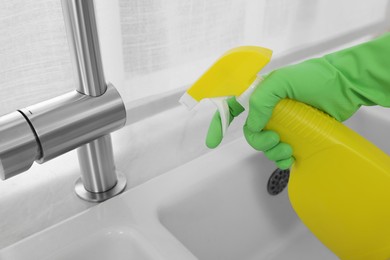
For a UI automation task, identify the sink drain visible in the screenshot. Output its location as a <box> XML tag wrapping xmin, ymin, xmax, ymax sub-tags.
<box><xmin>267</xmin><ymin>168</ymin><xmax>290</xmax><ymax>195</ymax></box>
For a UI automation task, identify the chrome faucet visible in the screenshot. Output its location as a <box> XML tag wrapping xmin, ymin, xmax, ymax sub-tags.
<box><xmin>0</xmin><ymin>0</ymin><xmax>127</xmax><ymax>202</ymax></box>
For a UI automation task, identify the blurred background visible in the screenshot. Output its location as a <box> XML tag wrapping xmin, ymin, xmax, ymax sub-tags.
<box><xmin>1</xmin><ymin>0</ymin><xmax>389</xmax><ymax>118</ymax></box>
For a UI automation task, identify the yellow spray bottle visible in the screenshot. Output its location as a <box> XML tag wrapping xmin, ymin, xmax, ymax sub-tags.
<box><xmin>180</xmin><ymin>46</ymin><xmax>390</xmax><ymax>259</ymax></box>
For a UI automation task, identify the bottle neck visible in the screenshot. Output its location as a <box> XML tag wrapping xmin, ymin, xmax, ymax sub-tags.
<box><xmin>265</xmin><ymin>99</ymin><xmax>337</xmax><ymax>160</ymax></box>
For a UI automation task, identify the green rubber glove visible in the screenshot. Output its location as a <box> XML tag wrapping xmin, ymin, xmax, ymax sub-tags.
<box><xmin>207</xmin><ymin>33</ymin><xmax>390</xmax><ymax>169</ymax></box>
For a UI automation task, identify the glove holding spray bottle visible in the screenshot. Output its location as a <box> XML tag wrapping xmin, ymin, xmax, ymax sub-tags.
<box><xmin>180</xmin><ymin>33</ymin><xmax>390</xmax><ymax>259</ymax></box>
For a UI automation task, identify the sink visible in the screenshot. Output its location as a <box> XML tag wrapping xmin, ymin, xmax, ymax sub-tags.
<box><xmin>158</xmin><ymin>144</ymin><xmax>335</xmax><ymax>260</ymax></box>
<box><xmin>43</xmin><ymin>228</ymin><xmax>159</xmax><ymax>260</ymax></box>
<box><xmin>0</xmin><ymin>205</ymin><xmax>163</xmax><ymax>260</ymax></box>
<box><xmin>0</xmin><ymin>106</ymin><xmax>388</xmax><ymax>260</ymax></box>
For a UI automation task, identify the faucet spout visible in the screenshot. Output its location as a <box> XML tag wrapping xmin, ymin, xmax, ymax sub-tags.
<box><xmin>0</xmin><ymin>84</ymin><xmax>125</xmax><ymax>181</ymax></box>
<box><xmin>0</xmin><ymin>84</ymin><xmax>126</xmax><ymax>201</ymax></box>
<box><xmin>0</xmin><ymin>111</ymin><xmax>40</xmax><ymax>180</ymax></box>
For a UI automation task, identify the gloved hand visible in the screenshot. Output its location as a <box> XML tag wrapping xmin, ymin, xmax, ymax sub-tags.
<box><xmin>206</xmin><ymin>33</ymin><xmax>390</xmax><ymax>169</ymax></box>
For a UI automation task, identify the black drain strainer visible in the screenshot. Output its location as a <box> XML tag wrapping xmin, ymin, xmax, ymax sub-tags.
<box><xmin>267</xmin><ymin>168</ymin><xmax>290</xmax><ymax>195</ymax></box>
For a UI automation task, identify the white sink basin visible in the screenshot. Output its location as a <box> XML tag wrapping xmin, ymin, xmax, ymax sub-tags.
<box><xmin>158</xmin><ymin>143</ymin><xmax>334</xmax><ymax>260</ymax></box>
<box><xmin>0</xmin><ymin>205</ymin><xmax>162</xmax><ymax>260</ymax></box>
<box><xmin>43</xmin><ymin>228</ymin><xmax>159</xmax><ymax>260</ymax></box>
<box><xmin>0</xmin><ymin>106</ymin><xmax>388</xmax><ymax>260</ymax></box>
<box><xmin>158</xmin><ymin>139</ymin><xmax>336</xmax><ymax>260</ymax></box>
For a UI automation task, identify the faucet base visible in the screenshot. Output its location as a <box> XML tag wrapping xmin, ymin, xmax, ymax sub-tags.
<box><xmin>74</xmin><ymin>172</ymin><xmax>127</xmax><ymax>202</ymax></box>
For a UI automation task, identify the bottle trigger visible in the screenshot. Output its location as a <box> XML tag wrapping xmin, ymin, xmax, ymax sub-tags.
<box><xmin>211</xmin><ymin>97</ymin><xmax>230</xmax><ymax>137</ymax></box>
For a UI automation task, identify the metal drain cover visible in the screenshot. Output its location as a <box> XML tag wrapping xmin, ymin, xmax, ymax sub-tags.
<box><xmin>267</xmin><ymin>168</ymin><xmax>290</xmax><ymax>195</ymax></box>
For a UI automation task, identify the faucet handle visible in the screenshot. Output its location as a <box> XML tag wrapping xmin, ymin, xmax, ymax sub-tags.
<box><xmin>0</xmin><ymin>111</ymin><xmax>39</xmax><ymax>180</ymax></box>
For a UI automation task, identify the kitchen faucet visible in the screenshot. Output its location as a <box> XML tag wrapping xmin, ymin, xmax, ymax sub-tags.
<box><xmin>0</xmin><ymin>0</ymin><xmax>127</xmax><ymax>202</ymax></box>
